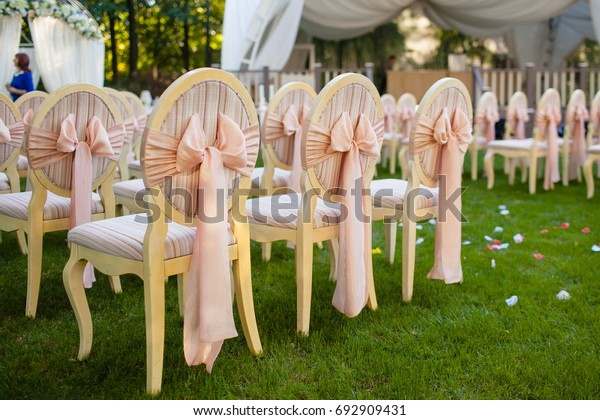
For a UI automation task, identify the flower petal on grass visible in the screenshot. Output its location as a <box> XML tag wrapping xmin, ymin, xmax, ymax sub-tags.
<box><xmin>484</xmin><ymin>235</ymin><xmax>493</xmax><ymax>241</ymax></box>
<box><xmin>498</xmin><ymin>205</ymin><xmax>507</xmax><ymax>210</ymax></box>
<box><xmin>540</xmin><ymin>229</ymin><xmax>549</xmax><ymax>234</ymax></box>
<box><xmin>513</xmin><ymin>233</ymin><xmax>524</xmax><ymax>243</ymax></box>
<box><xmin>491</xmin><ymin>259</ymin><xmax>496</xmax><ymax>268</ymax></box>
<box><xmin>592</xmin><ymin>245</ymin><xmax>600</xmax><ymax>252</ymax></box>
<box><xmin>556</xmin><ymin>290</ymin><xmax>571</xmax><ymax>300</ymax></box>
<box><xmin>498</xmin><ymin>243</ymin><xmax>510</xmax><ymax>249</ymax></box>
<box><xmin>462</xmin><ymin>240</ymin><xmax>472</xmax><ymax>245</ymax></box>
<box><xmin>505</xmin><ymin>295</ymin><xmax>518</xmax><ymax>307</ymax></box>
<box><xmin>416</xmin><ymin>237</ymin><xmax>424</xmax><ymax>245</ymax></box>
<box><xmin>582</xmin><ymin>227</ymin><xmax>591</xmax><ymax>234</ymax></box>
<box><xmin>494</xmin><ymin>226</ymin><xmax>504</xmax><ymax>233</ymax></box>
<box><xmin>492</xmin><ymin>239</ymin><xmax>501</xmax><ymax>246</ymax></box>
<box><xmin>561</xmin><ymin>222</ymin><xmax>570</xmax><ymax>229</ymax></box>
<box><xmin>416</xmin><ymin>225</ymin><xmax>423</xmax><ymax>230</ymax></box>
<box><xmin>533</xmin><ymin>253</ymin><xmax>544</xmax><ymax>260</ymax></box>
<box><xmin>371</xmin><ymin>247</ymin><xmax>382</xmax><ymax>255</ymax></box>
<box><xmin>500</xmin><ymin>209</ymin><xmax>510</xmax><ymax>216</ymax></box>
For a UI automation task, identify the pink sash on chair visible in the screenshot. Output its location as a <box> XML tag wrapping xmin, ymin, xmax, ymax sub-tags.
<box><xmin>397</xmin><ymin>107</ymin><xmax>415</xmax><ymax>138</ymax></box>
<box><xmin>536</xmin><ymin>105</ymin><xmax>562</xmax><ymax>190</ymax></box>
<box><xmin>28</xmin><ymin>114</ymin><xmax>125</xmax><ymax>288</ymax></box>
<box><xmin>383</xmin><ymin>104</ymin><xmax>395</xmax><ymax>134</ymax></box>
<box><xmin>413</xmin><ymin>108</ymin><xmax>472</xmax><ymax>284</ymax></box>
<box><xmin>305</xmin><ymin>112</ymin><xmax>383</xmax><ymax>317</ymax></box>
<box><xmin>506</xmin><ymin>107</ymin><xmax>529</xmax><ymax>139</ymax></box>
<box><xmin>263</xmin><ymin>104</ymin><xmax>308</xmax><ymax>193</ymax></box>
<box><xmin>0</xmin><ymin>118</ymin><xmax>25</xmax><ymax>150</ymax></box>
<box><xmin>143</xmin><ymin>113</ymin><xmax>259</xmax><ymax>371</ymax></box>
<box><xmin>475</xmin><ymin>107</ymin><xmax>499</xmax><ymax>143</ymax></box>
<box><xmin>566</xmin><ymin>103</ymin><xmax>589</xmax><ymax>180</ymax></box>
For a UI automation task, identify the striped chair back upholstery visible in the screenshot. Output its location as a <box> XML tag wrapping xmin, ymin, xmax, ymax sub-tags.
<box><xmin>0</xmin><ymin>93</ymin><xmax>22</xmax><ymax>170</ymax></box>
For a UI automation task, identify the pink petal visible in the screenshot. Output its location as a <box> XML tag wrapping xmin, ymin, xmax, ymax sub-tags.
<box><xmin>540</xmin><ymin>229</ymin><xmax>549</xmax><ymax>234</ymax></box>
<box><xmin>582</xmin><ymin>227</ymin><xmax>591</xmax><ymax>234</ymax></box>
<box><xmin>533</xmin><ymin>253</ymin><xmax>544</xmax><ymax>260</ymax></box>
<box><xmin>492</xmin><ymin>239</ymin><xmax>501</xmax><ymax>246</ymax></box>
<box><xmin>486</xmin><ymin>244</ymin><xmax>495</xmax><ymax>251</ymax></box>
<box><xmin>561</xmin><ymin>222</ymin><xmax>570</xmax><ymax>229</ymax></box>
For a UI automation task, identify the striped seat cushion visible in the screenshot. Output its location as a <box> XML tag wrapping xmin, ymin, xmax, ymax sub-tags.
<box><xmin>128</xmin><ymin>160</ymin><xmax>141</xmax><ymax>172</ymax></box>
<box><xmin>251</xmin><ymin>167</ymin><xmax>290</xmax><ymax>189</ymax></box>
<box><xmin>113</xmin><ymin>178</ymin><xmax>145</xmax><ymax>199</ymax></box>
<box><xmin>383</xmin><ymin>132</ymin><xmax>399</xmax><ymax>141</ymax></box>
<box><xmin>17</xmin><ymin>155</ymin><xmax>28</xmax><ymax>172</ymax></box>
<box><xmin>588</xmin><ymin>144</ymin><xmax>600</xmax><ymax>154</ymax></box>
<box><xmin>68</xmin><ymin>214</ymin><xmax>235</xmax><ymax>261</ymax></box>
<box><xmin>0</xmin><ymin>173</ymin><xmax>10</xmax><ymax>191</ymax></box>
<box><xmin>488</xmin><ymin>139</ymin><xmax>539</xmax><ymax>150</ymax></box>
<box><xmin>246</xmin><ymin>193</ymin><xmax>341</xmax><ymax>228</ymax></box>
<box><xmin>371</xmin><ymin>178</ymin><xmax>438</xmax><ymax>211</ymax></box>
<box><xmin>0</xmin><ymin>191</ymin><xmax>104</xmax><ymax>220</ymax></box>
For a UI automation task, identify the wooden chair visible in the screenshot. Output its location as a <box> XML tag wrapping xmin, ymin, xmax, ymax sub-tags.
<box><xmin>380</xmin><ymin>93</ymin><xmax>397</xmax><ymax>173</ymax></box>
<box><xmin>0</xmin><ymin>84</ymin><xmax>125</xmax><ymax>318</ymax></box>
<box><xmin>563</xmin><ymin>89</ymin><xmax>588</xmax><ymax>185</ymax></box>
<box><xmin>372</xmin><ymin>78</ymin><xmax>472</xmax><ymax>302</ymax></box>
<box><xmin>485</xmin><ymin>88</ymin><xmax>563</xmax><ymax>194</ymax></box>
<box><xmin>0</xmin><ymin>93</ymin><xmax>27</xmax><ymax>252</ymax></box>
<box><xmin>246</xmin><ymin>73</ymin><xmax>383</xmax><ymax>335</ymax></box>
<box><xmin>122</xmin><ymin>91</ymin><xmax>147</xmax><ymax>179</ymax></box>
<box><xmin>502</xmin><ymin>91</ymin><xmax>530</xmax><ymax>182</ymax></box>
<box><xmin>395</xmin><ymin>93</ymin><xmax>418</xmax><ymax>179</ymax></box>
<box><xmin>469</xmin><ymin>91</ymin><xmax>499</xmax><ymax>180</ymax></box>
<box><xmin>15</xmin><ymin>91</ymin><xmax>49</xmax><ymax>179</ymax></box>
<box><xmin>584</xmin><ymin>91</ymin><xmax>600</xmax><ymax>198</ymax></box>
<box><xmin>62</xmin><ymin>68</ymin><xmax>262</xmax><ymax>394</ymax></box>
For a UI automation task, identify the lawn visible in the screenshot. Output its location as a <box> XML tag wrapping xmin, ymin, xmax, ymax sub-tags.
<box><xmin>1</xmin><ymin>157</ymin><xmax>599</xmax><ymax>399</ymax></box>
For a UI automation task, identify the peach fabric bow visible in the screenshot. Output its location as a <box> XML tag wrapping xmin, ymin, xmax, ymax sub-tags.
<box><xmin>397</xmin><ymin>107</ymin><xmax>415</xmax><ymax>138</ymax></box>
<box><xmin>306</xmin><ymin>112</ymin><xmax>382</xmax><ymax>317</ymax></box>
<box><xmin>414</xmin><ymin>108</ymin><xmax>472</xmax><ymax>284</ymax></box>
<box><xmin>0</xmin><ymin>118</ymin><xmax>25</xmax><ymax>150</ymax></box>
<box><xmin>535</xmin><ymin>105</ymin><xmax>562</xmax><ymax>190</ymax></box>
<box><xmin>143</xmin><ymin>113</ymin><xmax>259</xmax><ymax>372</ymax></box>
<box><xmin>263</xmin><ymin>104</ymin><xmax>309</xmax><ymax>192</ymax></box>
<box><xmin>383</xmin><ymin>104</ymin><xmax>395</xmax><ymax>134</ymax></box>
<box><xmin>506</xmin><ymin>106</ymin><xmax>529</xmax><ymax>139</ymax></box>
<box><xmin>566</xmin><ymin>103</ymin><xmax>589</xmax><ymax>180</ymax></box>
<box><xmin>475</xmin><ymin>107</ymin><xmax>499</xmax><ymax>143</ymax></box>
<box><xmin>28</xmin><ymin>114</ymin><xmax>125</xmax><ymax>287</ymax></box>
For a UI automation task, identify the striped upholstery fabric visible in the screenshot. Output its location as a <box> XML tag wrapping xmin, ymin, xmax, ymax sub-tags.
<box><xmin>371</xmin><ymin>178</ymin><xmax>438</xmax><ymax>211</ymax></box>
<box><xmin>68</xmin><ymin>214</ymin><xmax>235</xmax><ymax>261</ymax></box>
<box><xmin>113</xmin><ymin>178</ymin><xmax>145</xmax><ymax>199</ymax></box>
<box><xmin>0</xmin><ymin>191</ymin><xmax>104</xmax><ymax>220</ymax></box>
<box><xmin>17</xmin><ymin>155</ymin><xmax>28</xmax><ymax>171</ymax></box>
<box><xmin>127</xmin><ymin>159</ymin><xmax>141</xmax><ymax>172</ymax></box>
<box><xmin>589</xmin><ymin>144</ymin><xmax>600</xmax><ymax>154</ymax></box>
<box><xmin>250</xmin><ymin>167</ymin><xmax>290</xmax><ymax>189</ymax></box>
<box><xmin>16</xmin><ymin>92</ymin><xmax>48</xmax><ymax>151</ymax></box>
<box><xmin>0</xmin><ymin>173</ymin><xmax>9</xmax><ymax>191</ymax></box>
<box><xmin>0</xmin><ymin>101</ymin><xmax>19</xmax><ymax>165</ymax></box>
<box><xmin>246</xmin><ymin>193</ymin><xmax>341</xmax><ymax>228</ymax></box>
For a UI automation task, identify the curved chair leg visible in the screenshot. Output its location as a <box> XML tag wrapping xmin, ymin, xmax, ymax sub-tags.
<box><xmin>401</xmin><ymin>216</ymin><xmax>417</xmax><ymax>302</ymax></box>
<box><xmin>484</xmin><ymin>150</ymin><xmax>495</xmax><ymax>189</ymax></box>
<box><xmin>295</xmin><ymin>228</ymin><xmax>313</xmax><ymax>336</ymax></box>
<box><xmin>108</xmin><ymin>276</ymin><xmax>122</xmax><ymax>294</ymax></box>
<box><xmin>17</xmin><ymin>230</ymin><xmax>27</xmax><ymax>255</ymax></box>
<box><xmin>25</xmin><ymin>226</ymin><xmax>43</xmax><ymax>318</ymax></box>
<box><xmin>143</xmin><ymin>270</ymin><xmax>166</xmax><ymax>395</ymax></box>
<box><xmin>529</xmin><ymin>156</ymin><xmax>538</xmax><ymax>194</ymax></box>
<box><xmin>384</xmin><ymin>218</ymin><xmax>397</xmax><ymax>264</ymax></box>
<box><xmin>63</xmin><ymin>250</ymin><xmax>93</xmax><ymax>361</ymax></box>
<box><xmin>326</xmin><ymin>239</ymin><xmax>338</xmax><ymax>281</ymax></box>
<box><xmin>232</xmin><ymin>231</ymin><xmax>262</xmax><ymax>356</ymax></box>
<box><xmin>584</xmin><ymin>157</ymin><xmax>595</xmax><ymax>199</ymax></box>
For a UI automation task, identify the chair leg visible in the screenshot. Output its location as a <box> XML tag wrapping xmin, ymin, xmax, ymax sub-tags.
<box><xmin>503</xmin><ymin>158</ymin><xmax>510</xmax><ymax>174</ymax></box>
<box><xmin>295</xmin><ymin>231</ymin><xmax>313</xmax><ymax>336</ymax></box>
<box><xmin>177</xmin><ymin>273</ymin><xmax>187</xmax><ymax>318</ymax></box>
<box><xmin>232</xmin><ymin>237</ymin><xmax>262</xmax><ymax>356</ymax></box>
<box><xmin>508</xmin><ymin>158</ymin><xmax>516</xmax><ymax>185</ymax></box>
<box><xmin>471</xmin><ymin>146</ymin><xmax>478</xmax><ymax>180</ymax></box>
<box><xmin>398</xmin><ymin>147</ymin><xmax>408</xmax><ymax>180</ymax></box>
<box><xmin>261</xmin><ymin>243</ymin><xmax>271</xmax><ymax>261</ymax></box>
<box><xmin>384</xmin><ymin>219</ymin><xmax>397</xmax><ymax>264</ymax></box>
<box><xmin>108</xmin><ymin>276</ymin><xmax>122</xmax><ymax>294</ymax></box>
<box><xmin>143</xmin><ymin>271</ymin><xmax>166</xmax><ymax>395</ymax></box>
<box><xmin>584</xmin><ymin>157</ymin><xmax>595</xmax><ymax>199</ymax></box>
<box><xmin>389</xmin><ymin>141</ymin><xmax>397</xmax><ymax>175</ymax></box>
<box><xmin>63</xmin><ymin>250</ymin><xmax>93</xmax><ymax>361</ymax></box>
<box><xmin>529</xmin><ymin>156</ymin><xmax>538</xmax><ymax>194</ymax></box>
<box><xmin>326</xmin><ymin>239</ymin><xmax>338</xmax><ymax>281</ymax></box>
<box><xmin>484</xmin><ymin>151</ymin><xmax>495</xmax><ymax>189</ymax></box>
<box><xmin>520</xmin><ymin>158</ymin><xmax>528</xmax><ymax>183</ymax></box>
<box><xmin>401</xmin><ymin>216</ymin><xmax>417</xmax><ymax>303</ymax></box>
<box><xmin>562</xmin><ymin>148</ymin><xmax>569</xmax><ymax>186</ymax></box>
<box><xmin>16</xmin><ymin>230</ymin><xmax>27</xmax><ymax>255</ymax></box>
<box><xmin>25</xmin><ymin>227</ymin><xmax>43</xmax><ymax>318</ymax></box>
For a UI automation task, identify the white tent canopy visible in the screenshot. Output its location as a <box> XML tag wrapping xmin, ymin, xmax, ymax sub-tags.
<box><xmin>223</xmin><ymin>0</ymin><xmax>600</xmax><ymax>71</ymax></box>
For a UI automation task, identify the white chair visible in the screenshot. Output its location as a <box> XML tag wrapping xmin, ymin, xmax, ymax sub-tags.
<box><xmin>470</xmin><ymin>91</ymin><xmax>499</xmax><ymax>180</ymax></box>
<box><xmin>584</xmin><ymin>91</ymin><xmax>600</xmax><ymax>198</ymax></box>
<box><xmin>395</xmin><ymin>93</ymin><xmax>417</xmax><ymax>179</ymax></box>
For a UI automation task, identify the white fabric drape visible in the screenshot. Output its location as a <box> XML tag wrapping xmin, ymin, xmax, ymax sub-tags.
<box><xmin>222</xmin><ymin>0</ymin><xmax>598</xmax><ymax>71</ymax></box>
<box><xmin>29</xmin><ymin>17</ymin><xmax>104</xmax><ymax>92</ymax></box>
<box><xmin>0</xmin><ymin>15</ymin><xmax>22</xmax><ymax>97</ymax></box>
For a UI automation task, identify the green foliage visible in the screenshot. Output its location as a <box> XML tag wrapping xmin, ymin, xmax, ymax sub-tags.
<box><xmin>425</xmin><ymin>29</ymin><xmax>491</xmax><ymax>69</ymax></box>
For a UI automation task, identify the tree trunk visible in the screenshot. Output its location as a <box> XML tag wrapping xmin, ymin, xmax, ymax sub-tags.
<box><xmin>127</xmin><ymin>0</ymin><xmax>138</xmax><ymax>80</ymax></box>
<box><xmin>109</xmin><ymin>11</ymin><xmax>118</xmax><ymax>83</ymax></box>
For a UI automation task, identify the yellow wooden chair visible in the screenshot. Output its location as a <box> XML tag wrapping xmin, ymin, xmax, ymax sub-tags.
<box><xmin>470</xmin><ymin>91</ymin><xmax>499</xmax><ymax>180</ymax></box>
<box><xmin>62</xmin><ymin>68</ymin><xmax>262</xmax><ymax>394</ymax></box>
<box><xmin>485</xmin><ymin>88</ymin><xmax>564</xmax><ymax>194</ymax></box>
<box><xmin>14</xmin><ymin>91</ymin><xmax>49</xmax><ymax>180</ymax></box>
<box><xmin>562</xmin><ymin>89</ymin><xmax>588</xmax><ymax>185</ymax></box>
<box><xmin>395</xmin><ymin>92</ymin><xmax>418</xmax><ymax>179</ymax></box>
<box><xmin>246</xmin><ymin>73</ymin><xmax>383</xmax><ymax>335</ymax></box>
<box><xmin>0</xmin><ymin>84</ymin><xmax>125</xmax><ymax>318</ymax></box>
<box><xmin>584</xmin><ymin>91</ymin><xmax>600</xmax><ymax>198</ymax></box>
<box><xmin>372</xmin><ymin>78</ymin><xmax>472</xmax><ymax>302</ymax></box>
<box><xmin>0</xmin><ymin>93</ymin><xmax>27</xmax><ymax>252</ymax></box>
<box><xmin>121</xmin><ymin>91</ymin><xmax>147</xmax><ymax>179</ymax></box>
<box><xmin>501</xmin><ymin>91</ymin><xmax>530</xmax><ymax>183</ymax></box>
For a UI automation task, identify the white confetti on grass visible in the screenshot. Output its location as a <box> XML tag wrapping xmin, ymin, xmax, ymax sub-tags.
<box><xmin>491</xmin><ymin>259</ymin><xmax>496</xmax><ymax>268</ymax></box>
<box><xmin>416</xmin><ymin>224</ymin><xmax>423</xmax><ymax>230</ymax></box>
<box><xmin>484</xmin><ymin>235</ymin><xmax>493</xmax><ymax>241</ymax></box>
<box><xmin>462</xmin><ymin>240</ymin><xmax>472</xmax><ymax>245</ymax></box>
<box><xmin>556</xmin><ymin>290</ymin><xmax>571</xmax><ymax>300</ymax></box>
<box><xmin>428</xmin><ymin>219</ymin><xmax>437</xmax><ymax>225</ymax></box>
<box><xmin>592</xmin><ymin>245</ymin><xmax>600</xmax><ymax>252</ymax></box>
<box><xmin>498</xmin><ymin>205</ymin><xmax>507</xmax><ymax>210</ymax></box>
<box><xmin>505</xmin><ymin>295</ymin><xmax>518</xmax><ymax>307</ymax></box>
<box><xmin>416</xmin><ymin>237</ymin><xmax>424</xmax><ymax>245</ymax></box>
<box><xmin>513</xmin><ymin>233</ymin><xmax>524</xmax><ymax>243</ymax></box>
<box><xmin>493</xmin><ymin>226</ymin><xmax>504</xmax><ymax>233</ymax></box>
<box><xmin>500</xmin><ymin>209</ymin><xmax>510</xmax><ymax>216</ymax></box>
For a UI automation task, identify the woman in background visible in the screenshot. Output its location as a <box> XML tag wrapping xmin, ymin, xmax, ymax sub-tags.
<box><xmin>5</xmin><ymin>53</ymin><xmax>34</xmax><ymax>101</ymax></box>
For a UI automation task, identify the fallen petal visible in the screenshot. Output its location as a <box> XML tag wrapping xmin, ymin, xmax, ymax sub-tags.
<box><xmin>371</xmin><ymin>247</ymin><xmax>382</xmax><ymax>255</ymax></box>
<box><xmin>486</xmin><ymin>244</ymin><xmax>495</xmax><ymax>251</ymax></box>
<box><xmin>498</xmin><ymin>205</ymin><xmax>507</xmax><ymax>210</ymax></box>
<box><xmin>484</xmin><ymin>235</ymin><xmax>493</xmax><ymax>241</ymax></box>
<box><xmin>505</xmin><ymin>295</ymin><xmax>518</xmax><ymax>307</ymax></box>
<box><xmin>493</xmin><ymin>239</ymin><xmax>501</xmax><ymax>246</ymax></box>
<box><xmin>540</xmin><ymin>229</ymin><xmax>549</xmax><ymax>234</ymax></box>
<box><xmin>513</xmin><ymin>233</ymin><xmax>524</xmax><ymax>243</ymax></box>
<box><xmin>498</xmin><ymin>243</ymin><xmax>510</xmax><ymax>249</ymax></box>
<box><xmin>493</xmin><ymin>226</ymin><xmax>504</xmax><ymax>233</ymax></box>
<box><xmin>416</xmin><ymin>237</ymin><xmax>424</xmax><ymax>245</ymax></box>
<box><xmin>556</xmin><ymin>290</ymin><xmax>571</xmax><ymax>300</ymax></box>
<box><xmin>500</xmin><ymin>209</ymin><xmax>510</xmax><ymax>216</ymax></box>
<box><xmin>462</xmin><ymin>240</ymin><xmax>472</xmax><ymax>245</ymax></box>
<box><xmin>592</xmin><ymin>245</ymin><xmax>600</xmax><ymax>252</ymax></box>
<box><xmin>561</xmin><ymin>222</ymin><xmax>570</xmax><ymax>229</ymax></box>
<box><xmin>416</xmin><ymin>224</ymin><xmax>423</xmax><ymax>230</ymax></box>
<box><xmin>582</xmin><ymin>227</ymin><xmax>591</xmax><ymax>234</ymax></box>
<box><xmin>533</xmin><ymin>253</ymin><xmax>544</xmax><ymax>260</ymax></box>
<box><xmin>428</xmin><ymin>219</ymin><xmax>437</xmax><ymax>225</ymax></box>
<box><xmin>491</xmin><ymin>259</ymin><xmax>496</xmax><ymax>268</ymax></box>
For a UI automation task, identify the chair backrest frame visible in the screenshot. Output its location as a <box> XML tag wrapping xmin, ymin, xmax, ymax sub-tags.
<box><xmin>0</xmin><ymin>93</ymin><xmax>23</xmax><ymax>172</ymax></box>
<box><xmin>504</xmin><ymin>91</ymin><xmax>528</xmax><ymax>139</ymax></box>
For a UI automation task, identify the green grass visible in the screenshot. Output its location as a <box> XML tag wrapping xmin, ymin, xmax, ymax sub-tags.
<box><xmin>1</xmin><ymin>156</ymin><xmax>599</xmax><ymax>399</ymax></box>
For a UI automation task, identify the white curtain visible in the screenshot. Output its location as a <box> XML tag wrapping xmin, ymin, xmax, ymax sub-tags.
<box><xmin>0</xmin><ymin>15</ymin><xmax>22</xmax><ymax>97</ymax></box>
<box><xmin>29</xmin><ymin>17</ymin><xmax>104</xmax><ymax>92</ymax></box>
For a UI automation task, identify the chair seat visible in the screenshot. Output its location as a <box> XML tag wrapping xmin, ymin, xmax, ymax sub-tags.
<box><xmin>371</xmin><ymin>178</ymin><xmax>438</xmax><ymax>211</ymax></box>
<box><xmin>251</xmin><ymin>167</ymin><xmax>290</xmax><ymax>190</ymax></box>
<box><xmin>0</xmin><ymin>191</ymin><xmax>104</xmax><ymax>220</ymax></box>
<box><xmin>17</xmin><ymin>155</ymin><xmax>28</xmax><ymax>172</ymax></box>
<box><xmin>383</xmin><ymin>132</ymin><xmax>399</xmax><ymax>141</ymax></box>
<box><xmin>113</xmin><ymin>178</ymin><xmax>145</xmax><ymax>199</ymax></box>
<box><xmin>68</xmin><ymin>214</ymin><xmax>236</xmax><ymax>261</ymax></box>
<box><xmin>128</xmin><ymin>159</ymin><xmax>141</xmax><ymax>172</ymax></box>
<box><xmin>588</xmin><ymin>144</ymin><xmax>600</xmax><ymax>154</ymax></box>
<box><xmin>246</xmin><ymin>193</ymin><xmax>341</xmax><ymax>228</ymax></box>
<box><xmin>476</xmin><ymin>135</ymin><xmax>489</xmax><ymax>145</ymax></box>
<box><xmin>0</xmin><ymin>173</ymin><xmax>10</xmax><ymax>191</ymax></box>
<box><xmin>488</xmin><ymin>139</ymin><xmax>541</xmax><ymax>151</ymax></box>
